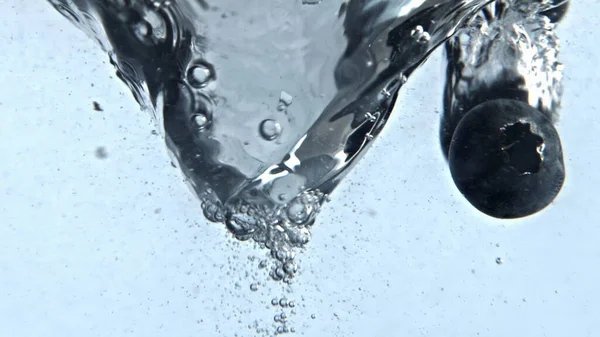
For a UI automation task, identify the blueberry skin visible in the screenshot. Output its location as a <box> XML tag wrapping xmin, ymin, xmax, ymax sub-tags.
<box><xmin>448</xmin><ymin>99</ymin><xmax>565</xmax><ymax>219</ymax></box>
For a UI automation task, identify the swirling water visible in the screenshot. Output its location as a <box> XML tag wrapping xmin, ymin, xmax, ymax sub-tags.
<box><xmin>47</xmin><ymin>0</ymin><xmax>565</xmax><ymax>283</ymax></box>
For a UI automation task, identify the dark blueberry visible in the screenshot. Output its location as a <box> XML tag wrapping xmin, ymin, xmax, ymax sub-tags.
<box><xmin>448</xmin><ymin>99</ymin><xmax>565</xmax><ymax>219</ymax></box>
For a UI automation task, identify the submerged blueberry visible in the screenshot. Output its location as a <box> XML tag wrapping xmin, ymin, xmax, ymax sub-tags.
<box><xmin>448</xmin><ymin>99</ymin><xmax>565</xmax><ymax>219</ymax></box>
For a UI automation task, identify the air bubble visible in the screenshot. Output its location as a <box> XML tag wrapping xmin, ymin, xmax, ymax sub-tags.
<box><xmin>132</xmin><ymin>21</ymin><xmax>151</xmax><ymax>42</ymax></box>
<box><xmin>311</xmin><ymin>314</ymin><xmax>316</xmax><ymax>319</ymax></box>
<box><xmin>191</xmin><ymin>113</ymin><xmax>209</xmax><ymax>131</ymax></box>
<box><xmin>272</xmin><ymin>298</ymin><xmax>279</xmax><ymax>306</ymax></box>
<box><xmin>260</xmin><ymin>119</ymin><xmax>282</xmax><ymax>140</ymax></box>
<box><xmin>283</xmin><ymin>261</ymin><xmax>297</xmax><ymax>274</ymax></box>
<box><xmin>279</xmin><ymin>298</ymin><xmax>288</xmax><ymax>307</ymax></box>
<box><xmin>287</xmin><ymin>202</ymin><xmax>308</xmax><ymax>224</ymax></box>
<box><xmin>250</xmin><ymin>283</ymin><xmax>259</xmax><ymax>291</ymax></box>
<box><xmin>411</xmin><ymin>25</ymin><xmax>431</xmax><ymax>44</ymax></box>
<box><xmin>188</xmin><ymin>63</ymin><xmax>214</xmax><ymax>88</ymax></box>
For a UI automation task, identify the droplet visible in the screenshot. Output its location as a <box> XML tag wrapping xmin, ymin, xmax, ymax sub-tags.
<box><xmin>188</xmin><ymin>63</ymin><xmax>214</xmax><ymax>88</ymax></box>
<box><xmin>260</xmin><ymin>119</ymin><xmax>282</xmax><ymax>140</ymax></box>
<box><xmin>250</xmin><ymin>283</ymin><xmax>259</xmax><ymax>291</ymax></box>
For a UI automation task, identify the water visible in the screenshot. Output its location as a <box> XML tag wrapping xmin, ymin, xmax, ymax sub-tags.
<box><xmin>47</xmin><ymin>0</ymin><xmax>567</xmax><ymax>281</ymax></box>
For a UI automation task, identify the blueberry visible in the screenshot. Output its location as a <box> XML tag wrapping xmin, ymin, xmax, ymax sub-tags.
<box><xmin>448</xmin><ymin>99</ymin><xmax>565</xmax><ymax>219</ymax></box>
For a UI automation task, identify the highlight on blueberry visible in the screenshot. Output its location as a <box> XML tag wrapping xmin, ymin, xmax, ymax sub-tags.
<box><xmin>448</xmin><ymin>99</ymin><xmax>565</xmax><ymax>219</ymax></box>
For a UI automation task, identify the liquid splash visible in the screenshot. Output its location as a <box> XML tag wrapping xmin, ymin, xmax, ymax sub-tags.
<box><xmin>47</xmin><ymin>0</ymin><xmax>565</xmax><ymax>281</ymax></box>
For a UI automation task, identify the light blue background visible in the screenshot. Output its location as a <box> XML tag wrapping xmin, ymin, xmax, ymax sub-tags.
<box><xmin>1</xmin><ymin>1</ymin><xmax>598</xmax><ymax>336</ymax></box>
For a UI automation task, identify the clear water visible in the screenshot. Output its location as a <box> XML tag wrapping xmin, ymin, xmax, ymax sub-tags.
<box><xmin>47</xmin><ymin>0</ymin><xmax>566</xmax><ymax>282</ymax></box>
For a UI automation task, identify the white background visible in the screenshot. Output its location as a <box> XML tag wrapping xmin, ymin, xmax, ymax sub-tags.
<box><xmin>1</xmin><ymin>1</ymin><xmax>598</xmax><ymax>336</ymax></box>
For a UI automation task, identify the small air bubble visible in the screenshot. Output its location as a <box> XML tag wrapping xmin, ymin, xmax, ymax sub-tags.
<box><xmin>191</xmin><ymin>114</ymin><xmax>209</xmax><ymax>131</ymax></box>
<box><xmin>496</xmin><ymin>257</ymin><xmax>503</xmax><ymax>265</ymax></box>
<box><xmin>250</xmin><ymin>283</ymin><xmax>259</xmax><ymax>291</ymax></box>
<box><xmin>289</xmin><ymin>301</ymin><xmax>295</xmax><ymax>308</ymax></box>
<box><xmin>283</xmin><ymin>261</ymin><xmax>297</xmax><ymax>275</ymax></box>
<box><xmin>188</xmin><ymin>63</ymin><xmax>214</xmax><ymax>88</ymax></box>
<box><xmin>132</xmin><ymin>21</ymin><xmax>151</xmax><ymax>42</ymax></box>
<box><xmin>279</xmin><ymin>298</ymin><xmax>288</xmax><ymax>307</ymax></box>
<box><xmin>287</xmin><ymin>202</ymin><xmax>308</xmax><ymax>224</ymax></box>
<box><xmin>272</xmin><ymin>298</ymin><xmax>279</xmax><ymax>306</ymax></box>
<box><xmin>411</xmin><ymin>25</ymin><xmax>431</xmax><ymax>44</ymax></box>
<box><xmin>311</xmin><ymin>314</ymin><xmax>316</xmax><ymax>319</ymax></box>
<box><xmin>260</xmin><ymin>119</ymin><xmax>282</xmax><ymax>140</ymax></box>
